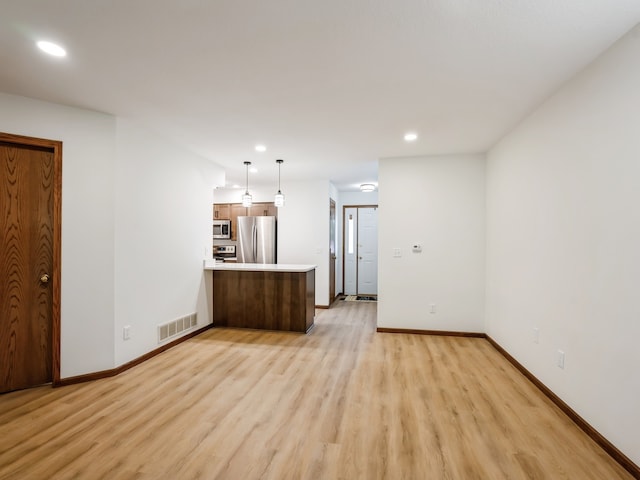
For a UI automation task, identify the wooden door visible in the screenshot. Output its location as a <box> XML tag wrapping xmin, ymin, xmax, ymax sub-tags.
<box><xmin>0</xmin><ymin>133</ymin><xmax>62</xmax><ymax>392</ymax></box>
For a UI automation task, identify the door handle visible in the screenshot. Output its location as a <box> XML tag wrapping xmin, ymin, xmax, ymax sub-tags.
<box><xmin>253</xmin><ymin>224</ymin><xmax>258</xmax><ymax>262</ymax></box>
<box><xmin>40</xmin><ymin>273</ymin><xmax>50</xmax><ymax>284</ymax></box>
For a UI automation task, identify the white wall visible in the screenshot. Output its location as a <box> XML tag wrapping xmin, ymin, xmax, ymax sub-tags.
<box><xmin>277</xmin><ymin>180</ymin><xmax>331</xmax><ymax>306</ymax></box>
<box><xmin>338</xmin><ymin>190</ymin><xmax>378</xmax><ymax>207</ymax></box>
<box><xmin>378</xmin><ymin>154</ymin><xmax>486</xmax><ymax>332</ymax></box>
<box><xmin>114</xmin><ymin>118</ymin><xmax>224</xmax><ymax>365</ymax></box>
<box><xmin>213</xmin><ymin>185</ymin><xmax>274</xmax><ymax>204</ymax></box>
<box><xmin>0</xmin><ymin>93</ymin><xmax>116</xmax><ymax>377</ymax></box>
<box><xmin>485</xmin><ymin>24</ymin><xmax>640</xmax><ymax>464</ymax></box>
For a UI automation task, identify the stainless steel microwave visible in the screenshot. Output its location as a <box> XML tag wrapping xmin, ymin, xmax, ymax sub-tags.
<box><xmin>213</xmin><ymin>219</ymin><xmax>231</xmax><ymax>239</ymax></box>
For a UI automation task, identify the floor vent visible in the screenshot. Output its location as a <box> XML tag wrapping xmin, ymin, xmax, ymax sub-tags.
<box><xmin>158</xmin><ymin>313</ymin><xmax>197</xmax><ymax>343</ymax></box>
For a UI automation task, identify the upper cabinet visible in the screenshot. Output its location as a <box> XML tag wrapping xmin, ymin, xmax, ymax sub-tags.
<box><xmin>213</xmin><ymin>203</ymin><xmax>231</xmax><ymax>220</ymax></box>
<box><xmin>249</xmin><ymin>203</ymin><xmax>277</xmax><ymax>217</ymax></box>
<box><xmin>214</xmin><ymin>202</ymin><xmax>278</xmax><ymax>240</ymax></box>
<box><xmin>229</xmin><ymin>204</ymin><xmax>248</xmax><ymax>240</ymax></box>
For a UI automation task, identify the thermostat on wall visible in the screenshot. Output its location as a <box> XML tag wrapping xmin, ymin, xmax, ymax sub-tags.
<box><xmin>412</xmin><ymin>244</ymin><xmax>422</xmax><ymax>253</ymax></box>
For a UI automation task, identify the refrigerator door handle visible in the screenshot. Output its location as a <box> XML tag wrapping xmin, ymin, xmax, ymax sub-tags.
<box><xmin>253</xmin><ymin>224</ymin><xmax>258</xmax><ymax>262</ymax></box>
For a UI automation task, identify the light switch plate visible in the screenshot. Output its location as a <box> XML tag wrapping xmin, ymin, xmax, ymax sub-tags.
<box><xmin>557</xmin><ymin>350</ymin><xmax>565</xmax><ymax>369</ymax></box>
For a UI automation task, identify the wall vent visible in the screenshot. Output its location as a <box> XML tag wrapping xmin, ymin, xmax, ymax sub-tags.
<box><xmin>158</xmin><ymin>313</ymin><xmax>197</xmax><ymax>343</ymax></box>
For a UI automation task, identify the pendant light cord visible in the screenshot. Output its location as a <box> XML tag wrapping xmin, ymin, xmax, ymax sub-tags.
<box><xmin>276</xmin><ymin>159</ymin><xmax>283</xmax><ymax>193</ymax></box>
<box><xmin>244</xmin><ymin>161</ymin><xmax>250</xmax><ymax>193</ymax></box>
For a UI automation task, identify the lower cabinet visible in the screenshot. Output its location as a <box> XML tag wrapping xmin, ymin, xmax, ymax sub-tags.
<box><xmin>213</xmin><ymin>269</ymin><xmax>315</xmax><ymax>333</ymax></box>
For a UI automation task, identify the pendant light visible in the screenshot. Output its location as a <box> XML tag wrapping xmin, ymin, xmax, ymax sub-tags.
<box><xmin>242</xmin><ymin>161</ymin><xmax>252</xmax><ymax>207</ymax></box>
<box><xmin>274</xmin><ymin>159</ymin><xmax>285</xmax><ymax>207</ymax></box>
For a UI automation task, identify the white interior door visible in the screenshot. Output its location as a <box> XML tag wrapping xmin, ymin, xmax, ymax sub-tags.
<box><xmin>357</xmin><ymin>207</ymin><xmax>378</xmax><ymax>295</ymax></box>
<box><xmin>344</xmin><ymin>208</ymin><xmax>358</xmax><ymax>295</ymax></box>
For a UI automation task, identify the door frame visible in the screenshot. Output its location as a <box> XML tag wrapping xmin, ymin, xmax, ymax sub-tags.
<box><xmin>329</xmin><ymin>199</ymin><xmax>336</xmax><ymax>305</ymax></box>
<box><xmin>341</xmin><ymin>204</ymin><xmax>378</xmax><ymax>296</ymax></box>
<box><xmin>1</xmin><ymin>132</ymin><xmax>62</xmax><ymax>386</ymax></box>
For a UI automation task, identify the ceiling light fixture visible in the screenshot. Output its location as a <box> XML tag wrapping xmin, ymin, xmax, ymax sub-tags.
<box><xmin>36</xmin><ymin>40</ymin><xmax>67</xmax><ymax>57</ymax></box>
<box><xmin>404</xmin><ymin>132</ymin><xmax>418</xmax><ymax>142</ymax></box>
<box><xmin>360</xmin><ymin>184</ymin><xmax>376</xmax><ymax>193</ymax></box>
<box><xmin>242</xmin><ymin>161</ymin><xmax>253</xmax><ymax>207</ymax></box>
<box><xmin>255</xmin><ymin>144</ymin><xmax>267</xmax><ymax>152</ymax></box>
<box><xmin>274</xmin><ymin>159</ymin><xmax>285</xmax><ymax>207</ymax></box>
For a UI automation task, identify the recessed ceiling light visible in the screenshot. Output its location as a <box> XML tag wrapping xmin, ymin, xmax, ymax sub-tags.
<box><xmin>255</xmin><ymin>144</ymin><xmax>267</xmax><ymax>152</ymax></box>
<box><xmin>37</xmin><ymin>40</ymin><xmax>67</xmax><ymax>57</ymax></box>
<box><xmin>360</xmin><ymin>184</ymin><xmax>376</xmax><ymax>192</ymax></box>
<box><xmin>250</xmin><ymin>167</ymin><xmax>258</xmax><ymax>173</ymax></box>
<box><xmin>404</xmin><ymin>132</ymin><xmax>418</xmax><ymax>142</ymax></box>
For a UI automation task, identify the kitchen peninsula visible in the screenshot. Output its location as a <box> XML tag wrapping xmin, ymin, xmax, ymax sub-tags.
<box><xmin>203</xmin><ymin>260</ymin><xmax>316</xmax><ymax>333</ymax></box>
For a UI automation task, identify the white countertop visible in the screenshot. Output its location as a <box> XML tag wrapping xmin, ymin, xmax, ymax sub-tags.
<box><xmin>203</xmin><ymin>259</ymin><xmax>316</xmax><ymax>272</ymax></box>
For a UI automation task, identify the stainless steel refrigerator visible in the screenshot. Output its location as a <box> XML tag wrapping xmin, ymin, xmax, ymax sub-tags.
<box><xmin>237</xmin><ymin>216</ymin><xmax>277</xmax><ymax>263</ymax></box>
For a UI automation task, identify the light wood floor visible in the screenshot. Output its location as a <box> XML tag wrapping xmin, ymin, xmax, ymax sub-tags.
<box><xmin>0</xmin><ymin>301</ymin><xmax>632</xmax><ymax>479</ymax></box>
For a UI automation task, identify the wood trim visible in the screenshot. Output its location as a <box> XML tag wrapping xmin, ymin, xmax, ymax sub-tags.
<box><xmin>328</xmin><ymin>294</ymin><xmax>340</xmax><ymax>306</ymax></box>
<box><xmin>485</xmin><ymin>335</ymin><xmax>640</xmax><ymax>479</ymax></box>
<box><xmin>315</xmin><ymin>305</ymin><xmax>330</xmax><ymax>309</ymax></box>
<box><xmin>0</xmin><ymin>132</ymin><xmax>63</xmax><ymax>386</ymax></box>
<box><xmin>342</xmin><ymin>204</ymin><xmax>379</xmax><ymax>209</ymax></box>
<box><xmin>376</xmin><ymin>327</ymin><xmax>485</xmax><ymax>338</ymax></box>
<box><xmin>52</xmin><ymin>139</ymin><xmax>62</xmax><ymax>386</ymax></box>
<box><xmin>54</xmin><ymin>324</ymin><xmax>213</xmax><ymax>387</ymax></box>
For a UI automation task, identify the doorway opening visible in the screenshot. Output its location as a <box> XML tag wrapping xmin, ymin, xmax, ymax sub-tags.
<box><xmin>342</xmin><ymin>205</ymin><xmax>378</xmax><ymax>297</ymax></box>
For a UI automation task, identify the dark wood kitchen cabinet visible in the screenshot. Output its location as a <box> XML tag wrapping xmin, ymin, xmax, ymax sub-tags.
<box><xmin>213</xmin><ymin>202</ymin><xmax>278</xmax><ymax>240</ymax></box>
<box><xmin>212</xmin><ymin>266</ymin><xmax>315</xmax><ymax>333</ymax></box>
<box><xmin>213</xmin><ymin>203</ymin><xmax>230</xmax><ymax>220</ymax></box>
<box><xmin>249</xmin><ymin>203</ymin><xmax>277</xmax><ymax>217</ymax></box>
<box><xmin>229</xmin><ymin>204</ymin><xmax>247</xmax><ymax>240</ymax></box>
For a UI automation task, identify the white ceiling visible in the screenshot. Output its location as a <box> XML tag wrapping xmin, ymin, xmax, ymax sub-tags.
<box><xmin>1</xmin><ymin>1</ymin><xmax>639</xmax><ymax>191</ymax></box>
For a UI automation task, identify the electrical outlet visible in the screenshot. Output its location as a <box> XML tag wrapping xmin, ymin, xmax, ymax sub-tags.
<box><xmin>123</xmin><ymin>325</ymin><xmax>131</xmax><ymax>341</ymax></box>
<box><xmin>533</xmin><ymin>327</ymin><xmax>540</xmax><ymax>344</ymax></box>
<box><xmin>557</xmin><ymin>350</ymin><xmax>565</xmax><ymax>369</ymax></box>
